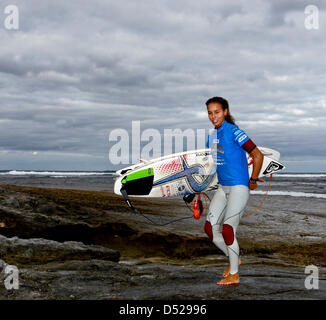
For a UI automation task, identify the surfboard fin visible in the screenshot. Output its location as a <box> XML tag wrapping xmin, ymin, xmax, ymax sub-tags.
<box><xmin>183</xmin><ymin>193</ymin><xmax>196</xmax><ymax>203</ymax></box>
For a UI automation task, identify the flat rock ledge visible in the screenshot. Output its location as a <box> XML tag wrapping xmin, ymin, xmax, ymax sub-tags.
<box><xmin>0</xmin><ymin>234</ymin><xmax>120</xmax><ymax>265</ymax></box>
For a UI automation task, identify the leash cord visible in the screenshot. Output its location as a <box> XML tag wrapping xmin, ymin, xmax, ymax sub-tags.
<box><xmin>242</xmin><ymin>174</ymin><xmax>273</xmax><ymax>219</ymax></box>
<box><xmin>121</xmin><ymin>187</ymin><xmax>211</xmax><ymax>226</ymax></box>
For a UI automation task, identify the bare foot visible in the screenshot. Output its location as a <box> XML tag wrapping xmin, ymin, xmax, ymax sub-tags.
<box><xmin>222</xmin><ymin>258</ymin><xmax>242</xmax><ymax>278</ymax></box>
<box><xmin>217</xmin><ymin>272</ymin><xmax>240</xmax><ymax>286</ymax></box>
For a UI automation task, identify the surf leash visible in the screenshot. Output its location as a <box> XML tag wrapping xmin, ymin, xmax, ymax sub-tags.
<box><xmin>120</xmin><ymin>174</ymin><xmax>271</xmax><ymax>224</ymax></box>
<box><xmin>242</xmin><ymin>174</ymin><xmax>273</xmax><ymax>219</ymax></box>
<box><xmin>120</xmin><ymin>187</ymin><xmax>209</xmax><ymax>226</ymax></box>
<box><xmin>185</xmin><ymin>192</ymin><xmax>210</xmax><ymax>220</ymax></box>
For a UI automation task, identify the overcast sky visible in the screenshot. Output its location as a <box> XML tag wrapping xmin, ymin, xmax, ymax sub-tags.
<box><xmin>0</xmin><ymin>0</ymin><xmax>325</xmax><ymax>172</ymax></box>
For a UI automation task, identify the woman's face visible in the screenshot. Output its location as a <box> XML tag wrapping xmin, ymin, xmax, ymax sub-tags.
<box><xmin>207</xmin><ymin>102</ymin><xmax>228</xmax><ymax>128</ymax></box>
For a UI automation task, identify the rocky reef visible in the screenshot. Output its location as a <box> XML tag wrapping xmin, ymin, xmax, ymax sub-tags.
<box><xmin>0</xmin><ymin>184</ymin><xmax>325</xmax><ymax>299</ymax></box>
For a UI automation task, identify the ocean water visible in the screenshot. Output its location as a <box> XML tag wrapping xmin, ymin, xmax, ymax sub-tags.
<box><xmin>0</xmin><ymin>170</ymin><xmax>325</xmax><ymax>197</ymax></box>
<box><xmin>0</xmin><ymin>170</ymin><xmax>115</xmax><ymax>191</ymax></box>
<box><xmin>0</xmin><ymin>170</ymin><xmax>325</xmax><ymax>217</ymax></box>
<box><xmin>251</xmin><ymin>173</ymin><xmax>326</xmax><ymax>199</ymax></box>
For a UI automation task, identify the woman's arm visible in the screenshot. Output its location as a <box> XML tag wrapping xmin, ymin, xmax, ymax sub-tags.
<box><xmin>249</xmin><ymin>147</ymin><xmax>264</xmax><ymax>190</ymax></box>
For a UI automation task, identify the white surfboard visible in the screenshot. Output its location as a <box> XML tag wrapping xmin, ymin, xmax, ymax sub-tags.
<box><xmin>114</xmin><ymin>147</ymin><xmax>285</xmax><ymax>198</ymax></box>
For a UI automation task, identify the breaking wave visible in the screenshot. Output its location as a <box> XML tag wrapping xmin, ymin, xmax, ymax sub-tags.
<box><xmin>251</xmin><ymin>190</ymin><xmax>326</xmax><ymax>199</ymax></box>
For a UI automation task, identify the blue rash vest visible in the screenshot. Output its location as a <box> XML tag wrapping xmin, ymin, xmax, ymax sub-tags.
<box><xmin>206</xmin><ymin>121</ymin><xmax>251</xmax><ymax>187</ymax></box>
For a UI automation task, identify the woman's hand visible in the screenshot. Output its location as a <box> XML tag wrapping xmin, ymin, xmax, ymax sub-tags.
<box><xmin>249</xmin><ymin>178</ymin><xmax>258</xmax><ymax>190</ymax></box>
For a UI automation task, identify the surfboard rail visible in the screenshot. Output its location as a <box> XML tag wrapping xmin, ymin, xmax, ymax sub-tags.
<box><xmin>114</xmin><ymin>147</ymin><xmax>285</xmax><ymax>198</ymax></box>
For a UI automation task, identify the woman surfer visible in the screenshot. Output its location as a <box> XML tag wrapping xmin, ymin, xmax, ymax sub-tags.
<box><xmin>204</xmin><ymin>96</ymin><xmax>264</xmax><ymax>285</ymax></box>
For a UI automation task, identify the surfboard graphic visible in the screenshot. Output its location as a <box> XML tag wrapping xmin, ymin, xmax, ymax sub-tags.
<box><xmin>114</xmin><ymin>147</ymin><xmax>285</xmax><ymax>198</ymax></box>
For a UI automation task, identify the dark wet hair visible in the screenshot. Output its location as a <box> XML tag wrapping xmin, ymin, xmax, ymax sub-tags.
<box><xmin>205</xmin><ymin>96</ymin><xmax>236</xmax><ymax>125</ymax></box>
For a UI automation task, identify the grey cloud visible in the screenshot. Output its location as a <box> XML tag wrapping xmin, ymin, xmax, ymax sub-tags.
<box><xmin>0</xmin><ymin>0</ymin><xmax>325</xmax><ymax>171</ymax></box>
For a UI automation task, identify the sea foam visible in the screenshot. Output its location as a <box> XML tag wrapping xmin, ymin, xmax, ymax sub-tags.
<box><xmin>251</xmin><ymin>190</ymin><xmax>326</xmax><ymax>199</ymax></box>
<box><xmin>274</xmin><ymin>173</ymin><xmax>326</xmax><ymax>178</ymax></box>
<box><xmin>4</xmin><ymin>170</ymin><xmax>112</xmax><ymax>176</ymax></box>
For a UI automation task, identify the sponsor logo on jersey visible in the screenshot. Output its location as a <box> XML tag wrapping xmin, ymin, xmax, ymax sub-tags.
<box><xmin>238</xmin><ymin>134</ymin><xmax>247</xmax><ymax>143</ymax></box>
<box><xmin>234</xmin><ymin>129</ymin><xmax>242</xmax><ymax>136</ymax></box>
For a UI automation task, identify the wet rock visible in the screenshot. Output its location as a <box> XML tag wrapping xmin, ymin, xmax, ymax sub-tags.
<box><xmin>0</xmin><ymin>234</ymin><xmax>120</xmax><ymax>265</ymax></box>
<box><xmin>0</xmin><ymin>185</ymin><xmax>325</xmax><ymax>265</ymax></box>
<box><xmin>0</xmin><ymin>184</ymin><xmax>325</xmax><ymax>300</ymax></box>
<box><xmin>0</xmin><ymin>185</ymin><xmax>216</xmax><ymax>259</ymax></box>
<box><xmin>0</xmin><ymin>257</ymin><xmax>325</xmax><ymax>300</ymax></box>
